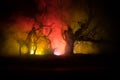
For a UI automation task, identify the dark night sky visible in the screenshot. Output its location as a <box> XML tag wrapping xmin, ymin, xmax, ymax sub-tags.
<box><xmin>0</xmin><ymin>0</ymin><xmax>38</xmax><ymax>21</ymax></box>
<box><xmin>0</xmin><ymin>0</ymin><xmax>118</xmax><ymax>24</ymax></box>
<box><xmin>0</xmin><ymin>1</ymin><xmax>110</xmax><ymax>16</ymax></box>
<box><xmin>0</xmin><ymin>0</ymin><xmax>118</xmax><ymax>34</ymax></box>
<box><xmin>0</xmin><ymin>0</ymin><xmax>117</xmax><ymax>20</ymax></box>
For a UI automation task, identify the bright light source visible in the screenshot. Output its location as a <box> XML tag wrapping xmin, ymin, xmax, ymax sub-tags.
<box><xmin>30</xmin><ymin>45</ymin><xmax>35</xmax><ymax>55</ymax></box>
<box><xmin>30</xmin><ymin>49</ymin><xmax>34</xmax><ymax>55</ymax></box>
<box><xmin>54</xmin><ymin>51</ymin><xmax>62</xmax><ymax>56</ymax></box>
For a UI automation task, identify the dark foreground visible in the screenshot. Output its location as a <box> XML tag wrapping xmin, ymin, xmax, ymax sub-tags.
<box><xmin>0</xmin><ymin>54</ymin><xmax>112</xmax><ymax>78</ymax></box>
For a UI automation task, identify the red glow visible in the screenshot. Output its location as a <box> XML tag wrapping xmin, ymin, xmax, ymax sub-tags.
<box><xmin>10</xmin><ymin>0</ymin><xmax>71</xmax><ymax>55</ymax></box>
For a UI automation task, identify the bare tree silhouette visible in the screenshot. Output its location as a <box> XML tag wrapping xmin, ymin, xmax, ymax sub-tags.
<box><xmin>61</xmin><ymin>0</ymin><xmax>107</xmax><ymax>55</ymax></box>
<box><xmin>21</xmin><ymin>17</ymin><xmax>54</xmax><ymax>55</ymax></box>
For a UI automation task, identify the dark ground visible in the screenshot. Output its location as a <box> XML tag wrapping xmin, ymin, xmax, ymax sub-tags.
<box><xmin>0</xmin><ymin>54</ymin><xmax>112</xmax><ymax>78</ymax></box>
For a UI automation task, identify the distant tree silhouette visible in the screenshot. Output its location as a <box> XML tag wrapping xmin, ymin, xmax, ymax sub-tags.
<box><xmin>61</xmin><ymin>0</ymin><xmax>107</xmax><ymax>55</ymax></box>
<box><xmin>22</xmin><ymin>18</ymin><xmax>53</xmax><ymax>55</ymax></box>
<box><xmin>25</xmin><ymin>25</ymin><xmax>39</xmax><ymax>55</ymax></box>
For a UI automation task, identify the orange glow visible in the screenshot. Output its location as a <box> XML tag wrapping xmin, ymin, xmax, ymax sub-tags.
<box><xmin>2</xmin><ymin>0</ymin><xmax>71</xmax><ymax>56</ymax></box>
<box><xmin>36</xmin><ymin>48</ymin><xmax>44</xmax><ymax>55</ymax></box>
<box><xmin>30</xmin><ymin>49</ymin><xmax>34</xmax><ymax>55</ymax></box>
<box><xmin>21</xmin><ymin>45</ymin><xmax>28</xmax><ymax>54</ymax></box>
<box><xmin>14</xmin><ymin>13</ymin><xmax>68</xmax><ymax>56</ymax></box>
<box><xmin>74</xmin><ymin>41</ymin><xmax>99</xmax><ymax>54</ymax></box>
<box><xmin>29</xmin><ymin>43</ymin><xmax>36</xmax><ymax>55</ymax></box>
